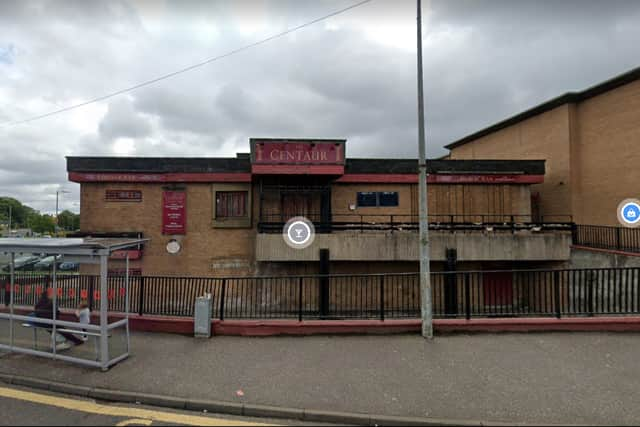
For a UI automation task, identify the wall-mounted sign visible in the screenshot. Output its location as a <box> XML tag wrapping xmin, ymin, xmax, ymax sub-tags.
<box><xmin>166</xmin><ymin>239</ymin><xmax>181</xmax><ymax>254</ymax></box>
<box><xmin>251</xmin><ymin>140</ymin><xmax>345</xmax><ymax>165</ymax></box>
<box><xmin>105</xmin><ymin>190</ymin><xmax>142</xmax><ymax>201</ymax></box>
<box><xmin>162</xmin><ymin>191</ymin><xmax>186</xmax><ymax>234</ymax></box>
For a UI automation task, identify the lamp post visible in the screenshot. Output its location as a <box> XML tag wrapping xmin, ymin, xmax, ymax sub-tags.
<box><xmin>55</xmin><ymin>189</ymin><xmax>70</xmax><ymax>233</ymax></box>
<box><xmin>417</xmin><ymin>0</ymin><xmax>433</xmax><ymax>339</ymax></box>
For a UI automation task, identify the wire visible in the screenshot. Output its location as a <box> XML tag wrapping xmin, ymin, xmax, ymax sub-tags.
<box><xmin>1</xmin><ymin>0</ymin><xmax>373</xmax><ymax>128</ymax></box>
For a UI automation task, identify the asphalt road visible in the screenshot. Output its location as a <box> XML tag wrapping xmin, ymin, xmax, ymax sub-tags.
<box><xmin>0</xmin><ymin>384</ymin><xmax>331</xmax><ymax>427</ymax></box>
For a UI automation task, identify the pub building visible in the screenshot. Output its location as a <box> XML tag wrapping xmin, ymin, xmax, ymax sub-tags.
<box><xmin>67</xmin><ymin>138</ymin><xmax>572</xmax><ymax>285</ymax></box>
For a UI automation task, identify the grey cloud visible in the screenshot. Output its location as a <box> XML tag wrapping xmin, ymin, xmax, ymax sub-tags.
<box><xmin>99</xmin><ymin>97</ymin><xmax>152</xmax><ymax>140</ymax></box>
<box><xmin>2</xmin><ymin>0</ymin><xmax>640</xmax><ymax>209</ymax></box>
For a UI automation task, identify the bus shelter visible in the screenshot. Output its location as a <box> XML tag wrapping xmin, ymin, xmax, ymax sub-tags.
<box><xmin>0</xmin><ymin>238</ymin><xmax>148</xmax><ymax>371</ymax></box>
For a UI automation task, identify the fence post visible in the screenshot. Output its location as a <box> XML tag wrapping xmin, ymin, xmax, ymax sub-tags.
<box><xmin>616</xmin><ymin>227</ymin><xmax>622</xmax><ymax>251</ymax></box>
<box><xmin>510</xmin><ymin>215</ymin><xmax>515</xmax><ymax>234</ymax></box>
<box><xmin>88</xmin><ymin>276</ymin><xmax>95</xmax><ymax>311</ymax></box>
<box><xmin>588</xmin><ymin>270</ymin><xmax>594</xmax><ymax>317</ymax></box>
<box><xmin>138</xmin><ymin>276</ymin><xmax>145</xmax><ymax>316</ymax></box>
<box><xmin>219</xmin><ymin>278</ymin><xmax>227</xmax><ymax>321</ymax></box>
<box><xmin>298</xmin><ymin>277</ymin><xmax>303</xmax><ymax>322</ymax></box>
<box><xmin>554</xmin><ymin>271</ymin><xmax>561</xmax><ymax>319</ymax></box>
<box><xmin>465</xmin><ymin>273</ymin><xmax>471</xmax><ymax>320</ymax></box>
<box><xmin>379</xmin><ymin>275</ymin><xmax>385</xmax><ymax>321</ymax></box>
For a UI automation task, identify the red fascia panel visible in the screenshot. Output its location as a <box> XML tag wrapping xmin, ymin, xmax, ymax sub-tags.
<box><xmin>251</xmin><ymin>164</ymin><xmax>345</xmax><ymax>175</ymax></box>
<box><xmin>335</xmin><ymin>174</ymin><xmax>545</xmax><ymax>184</ymax></box>
<box><xmin>68</xmin><ymin>172</ymin><xmax>252</xmax><ymax>183</ymax></box>
<box><xmin>109</xmin><ymin>250</ymin><xmax>142</xmax><ymax>260</ymax></box>
<box><xmin>335</xmin><ymin>174</ymin><xmax>418</xmax><ymax>183</ymax></box>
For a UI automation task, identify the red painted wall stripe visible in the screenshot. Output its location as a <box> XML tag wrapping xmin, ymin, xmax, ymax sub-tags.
<box><xmin>70</xmin><ymin>171</ymin><xmax>544</xmax><ymax>184</ymax></box>
<box><xmin>335</xmin><ymin>174</ymin><xmax>545</xmax><ymax>184</ymax></box>
<box><xmin>251</xmin><ymin>164</ymin><xmax>345</xmax><ymax>175</ymax></box>
<box><xmin>68</xmin><ymin>172</ymin><xmax>252</xmax><ymax>183</ymax></box>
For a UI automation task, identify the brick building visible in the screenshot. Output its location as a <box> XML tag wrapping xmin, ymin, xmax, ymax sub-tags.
<box><xmin>67</xmin><ymin>138</ymin><xmax>571</xmax><ymax>279</ymax></box>
<box><xmin>446</xmin><ymin>66</ymin><xmax>640</xmax><ymax>226</ymax></box>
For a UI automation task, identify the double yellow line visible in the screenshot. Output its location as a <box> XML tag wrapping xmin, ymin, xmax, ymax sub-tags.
<box><xmin>0</xmin><ymin>386</ymin><xmax>272</xmax><ymax>426</ymax></box>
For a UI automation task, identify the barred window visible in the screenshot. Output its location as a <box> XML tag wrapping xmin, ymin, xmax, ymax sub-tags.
<box><xmin>105</xmin><ymin>190</ymin><xmax>142</xmax><ymax>201</ymax></box>
<box><xmin>357</xmin><ymin>192</ymin><xmax>399</xmax><ymax>207</ymax></box>
<box><xmin>216</xmin><ymin>191</ymin><xmax>248</xmax><ymax>218</ymax></box>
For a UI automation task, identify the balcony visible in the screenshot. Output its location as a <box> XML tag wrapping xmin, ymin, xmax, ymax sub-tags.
<box><xmin>256</xmin><ymin>214</ymin><xmax>574</xmax><ymax>262</ymax></box>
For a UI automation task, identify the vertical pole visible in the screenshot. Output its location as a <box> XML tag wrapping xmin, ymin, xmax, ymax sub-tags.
<box><xmin>464</xmin><ymin>273</ymin><xmax>471</xmax><ymax>320</ymax></box>
<box><xmin>125</xmin><ymin>253</ymin><xmax>130</xmax><ymax>354</ymax></box>
<box><xmin>219</xmin><ymin>278</ymin><xmax>226</xmax><ymax>321</ymax></box>
<box><xmin>8</xmin><ymin>205</ymin><xmax>11</xmax><ymax>232</ymax></box>
<box><xmin>319</xmin><ymin>249</ymin><xmax>330</xmax><ymax>318</ymax></box>
<box><xmin>99</xmin><ymin>254</ymin><xmax>109</xmax><ymax>371</ymax></box>
<box><xmin>379</xmin><ymin>275</ymin><xmax>385</xmax><ymax>321</ymax></box>
<box><xmin>417</xmin><ymin>0</ymin><xmax>433</xmax><ymax>339</ymax></box>
<box><xmin>9</xmin><ymin>253</ymin><xmax>14</xmax><ymax>350</ymax></box>
<box><xmin>554</xmin><ymin>270</ymin><xmax>561</xmax><ymax>319</ymax></box>
<box><xmin>138</xmin><ymin>276</ymin><xmax>145</xmax><ymax>316</ymax></box>
<box><xmin>298</xmin><ymin>277</ymin><xmax>303</xmax><ymax>322</ymax></box>
<box><xmin>52</xmin><ymin>260</ymin><xmax>57</xmax><ymax>356</ymax></box>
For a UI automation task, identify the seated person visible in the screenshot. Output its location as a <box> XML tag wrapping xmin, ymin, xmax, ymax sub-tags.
<box><xmin>34</xmin><ymin>291</ymin><xmax>84</xmax><ymax>349</ymax></box>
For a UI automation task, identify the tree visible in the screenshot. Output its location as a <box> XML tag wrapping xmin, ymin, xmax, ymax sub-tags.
<box><xmin>28</xmin><ymin>213</ymin><xmax>56</xmax><ymax>234</ymax></box>
<box><xmin>0</xmin><ymin>197</ymin><xmax>36</xmax><ymax>229</ymax></box>
<box><xmin>57</xmin><ymin>209</ymin><xmax>80</xmax><ymax>231</ymax></box>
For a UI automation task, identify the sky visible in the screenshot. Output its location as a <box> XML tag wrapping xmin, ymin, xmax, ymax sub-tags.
<box><xmin>1</xmin><ymin>0</ymin><xmax>640</xmax><ymax>214</ymax></box>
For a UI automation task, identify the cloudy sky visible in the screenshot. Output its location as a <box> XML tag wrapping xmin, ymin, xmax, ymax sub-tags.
<box><xmin>1</xmin><ymin>0</ymin><xmax>640</xmax><ymax>214</ymax></box>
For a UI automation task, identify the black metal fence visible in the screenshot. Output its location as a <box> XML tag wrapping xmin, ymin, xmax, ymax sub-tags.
<box><xmin>2</xmin><ymin>267</ymin><xmax>639</xmax><ymax>320</ymax></box>
<box><xmin>573</xmin><ymin>224</ymin><xmax>640</xmax><ymax>253</ymax></box>
<box><xmin>259</xmin><ymin>214</ymin><xmax>574</xmax><ymax>233</ymax></box>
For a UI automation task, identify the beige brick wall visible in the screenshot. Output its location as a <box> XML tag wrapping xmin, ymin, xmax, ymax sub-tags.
<box><xmin>450</xmin><ymin>104</ymin><xmax>572</xmax><ymax>220</ymax></box>
<box><xmin>573</xmin><ymin>79</ymin><xmax>640</xmax><ymax>224</ymax></box>
<box><xmin>449</xmin><ymin>80</ymin><xmax>640</xmax><ymax>226</ymax></box>
<box><xmin>81</xmin><ymin>183</ymin><xmax>256</xmax><ymax>277</ymax></box>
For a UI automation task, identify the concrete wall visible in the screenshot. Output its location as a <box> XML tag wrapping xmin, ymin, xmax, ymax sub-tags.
<box><xmin>256</xmin><ymin>231</ymin><xmax>572</xmax><ymax>262</ymax></box>
<box><xmin>570</xmin><ymin>247</ymin><xmax>640</xmax><ymax>268</ymax></box>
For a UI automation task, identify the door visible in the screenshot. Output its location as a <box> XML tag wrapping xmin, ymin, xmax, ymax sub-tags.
<box><xmin>483</xmin><ymin>271</ymin><xmax>513</xmax><ymax>313</ymax></box>
<box><xmin>281</xmin><ymin>194</ymin><xmax>312</xmax><ymax>221</ymax></box>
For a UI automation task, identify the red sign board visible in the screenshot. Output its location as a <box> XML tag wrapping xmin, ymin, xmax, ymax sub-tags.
<box><xmin>162</xmin><ymin>191</ymin><xmax>186</xmax><ymax>234</ymax></box>
<box><xmin>252</xmin><ymin>141</ymin><xmax>344</xmax><ymax>165</ymax></box>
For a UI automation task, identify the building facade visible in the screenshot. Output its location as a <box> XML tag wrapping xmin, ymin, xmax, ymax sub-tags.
<box><xmin>446</xmin><ymin>66</ymin><xmax>640</xmax><ymax>226</ymax></box>
<box><xmin>67</xmin><ymin>138</ymin><xmax>572</xmax><ymax>278</ymax></box>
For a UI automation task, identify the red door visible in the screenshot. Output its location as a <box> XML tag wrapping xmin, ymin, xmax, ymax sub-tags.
<box><xmin>281</xmin><ymin>194</ymin><xmax>312</xmax><ymax>221</ymax></box>
<box><xmin>483</xmin><ymin>272</ymin><xmax>513</xmax><ymax>308</ymax></box>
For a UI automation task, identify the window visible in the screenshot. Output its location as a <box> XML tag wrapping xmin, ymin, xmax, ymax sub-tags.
<box><xmin>357</xmin><ymin>192</ymin><xmax>399</xmax><ymax>207</ymax></box>
<box><xmin>378</xmin><ymin>192</ymin><xmax>399</xmax><ymax>207</ymax></box>
<box><xmin>216</xmin><ymin>191</ymin><xmax>248</xmax><ymax>218</ymax></box>
<box><xmin>357</xmin><ymin>192</ymin><xmax>377</xmax><ymax>207</ymax></box>
<box><xmin>105</xmin><ymin>190</ymin><xmax>142</xmax><ymax>202</ymax></box>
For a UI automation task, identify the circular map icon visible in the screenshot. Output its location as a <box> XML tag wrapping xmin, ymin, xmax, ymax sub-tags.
<box><xmin>283</xmin><ymin>216</ymin><xmax>316</xmax><ymax>249</ymax></box>
<box><xmin>617</xmin><ymin>198</ymin><xmax>640</xmax><ymax>227</ymax></box>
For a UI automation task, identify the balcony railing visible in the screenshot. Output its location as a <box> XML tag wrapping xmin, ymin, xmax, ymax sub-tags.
<box><xmin>258</xmin><ymin>214</ymin><xmax>574</xmax><ymax>233</ymax></box>
<box><xmin>573</xmin><ymin>224</ymin><xmax>640</xmax><ymax>253</ymax></box>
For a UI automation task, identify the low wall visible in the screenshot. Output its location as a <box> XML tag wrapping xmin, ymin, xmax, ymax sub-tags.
<box><xmin>571</xmin><ymin>246</ymin><xmax>640</xmax><ymax>268</ymax></box>
<box><xmin>257</xmin><ymin>231</ymin><xmax>572</xmax><ymax>262</ymax></box>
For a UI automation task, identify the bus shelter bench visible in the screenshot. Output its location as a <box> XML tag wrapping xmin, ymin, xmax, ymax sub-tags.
<box><xmin>20</xmin><ymin>321</ymin><xmax>101</xmax><ymax>360</ymax></box>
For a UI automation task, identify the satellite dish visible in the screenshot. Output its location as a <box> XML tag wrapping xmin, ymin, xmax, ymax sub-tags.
<box><xmin>166</xmin><ymin>239</ymin><xmax>181</xmax><ymax>254</ymax></box>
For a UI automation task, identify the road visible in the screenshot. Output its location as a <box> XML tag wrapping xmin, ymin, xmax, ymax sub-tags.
<box><xmin>0</xmin><ymin>384</ymin><xmax>328</xmax><ymax>427</ymax></box>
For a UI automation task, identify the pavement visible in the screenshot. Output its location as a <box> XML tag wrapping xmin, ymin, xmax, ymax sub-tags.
<box><xmin>0</xmin><ymin>383</ymin><xmax>330</xmax><ymax>426</ymax></box>
<box><xmin>1</xmin><ymin>331</ymin><xmax>640</xmax><ymax>425</ymax></box>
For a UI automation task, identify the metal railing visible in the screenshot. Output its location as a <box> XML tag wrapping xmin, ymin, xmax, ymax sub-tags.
<box><xmin>2</xmin><ymin>267</ymin><xmax>639</xmax><ymax>320</ymax></box>
<box><xmin>258</xmin><ymin>214</ymin><xmax>574</xmax><ymax>233</ymax></box>
<box><xmin>573</xmin><ymin>224</ymin><xmax>640</xmax><ymax>253</ymax></box>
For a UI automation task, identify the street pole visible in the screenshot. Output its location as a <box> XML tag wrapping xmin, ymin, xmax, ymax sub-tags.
<box><xmin>8</xmin><ymin>205</ymin><xmax>11</xmax><ymax>232</ymax></box>
<box><xmin>417</xmin><ymin>0</ymin><xmax>433</xmax><ymax>339</ymax></box>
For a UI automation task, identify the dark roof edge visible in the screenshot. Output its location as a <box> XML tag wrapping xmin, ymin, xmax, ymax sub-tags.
<box><xmin>445</xmin><ymin>65</ymin><xmax>640</xmax><ymax>150</ymax></box>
